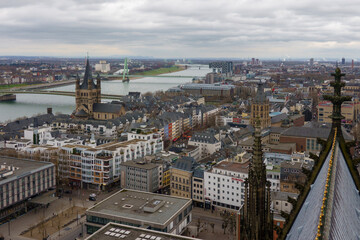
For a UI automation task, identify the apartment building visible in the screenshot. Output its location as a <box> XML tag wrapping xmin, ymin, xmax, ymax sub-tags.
<box><xmin>192</xmin><ymin>169</ymin><xmax>204</xmax><ymax>207</ymax></box>
<box><xmin>188</xmin><ymin>129</ymin><xmax>221</xmax><ymax>159</ymax></box>
<box><xmin>170</xmin><ymin>157</ymin><xmax>196</xmax><ymax>199</ymax></box>
<box><xmin>59</xmin><ymin>135</ymin><xmax>163</xmax><ymax>189</ymax></box>
<box><xmin>280</xmin><ymin>161</ymin><xmax>309</xmax><ymax>194</ymax></box>
<box><xmin>317</xmin><ymin>100</ymin><xmax>360</xmax><ymax>124</ymax></box>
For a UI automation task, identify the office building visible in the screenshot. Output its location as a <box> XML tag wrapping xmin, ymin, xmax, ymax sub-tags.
<box><xmin>86</xmin><ymin>189</ymin><xmax>193</xmax><ymax>235</ymax></box>
<box><xmin>95</xmin><ymin>60</ymin><xmax>111</xmax><ymax>73</ymax></box>
<box><xmin>209</xmin><ymin>61</ymin><xmax>233</xmax><ymax>75</ymax></box>
<box><xmin>120</xmin><ymin>161</ymin><xmax>161</xmax><ymax>193</ymax></box>
<box><xmin>317</xmin><ymin>100</ymin><xmax>360</xmax><ymax>124</ymax></box>
<box><xmin>85</xmin><ymin>222</ymin><xmax>200</xmax><ymax>240</ymax></box>
<box><xmin>204</xmin><ymin>160</ymin><xmax>249</xmax><ymax>210</ymax></box>
<box><xmin>0</xmin><ymin>157</ymin><xmax>55</xmax><ymax>220</ymax></box>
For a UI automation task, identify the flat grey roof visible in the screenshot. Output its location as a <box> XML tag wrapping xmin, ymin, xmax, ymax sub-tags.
<box><xmin>87</xmin><ymin>189</ymin><xmax>192</xmax><ymax>226</ymax></box>
<box><xmin>0</xmin><ymin>157</ymin><xmax>54</xmax><ymax>185</ymax></box>
<box><xmin>86</xmin><ymin>222</ymin><xmax>199</xmax><ymax>240</ymax></box>
<box><xmin>120</xmin><ymin>161</ymin><xmax>159</xmax><ymax>170</ymax></box>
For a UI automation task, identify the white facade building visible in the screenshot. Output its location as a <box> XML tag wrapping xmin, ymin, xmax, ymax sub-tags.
<box><xmin>95</xmin><ymin>61</ymin><xmax>110</xmax><ymax>73</ymax></box>
<box><xmin>24</xmin><ymin>126</ymin><xmax>52</xmax><ymax>144</ymax></box>
<box><xmin>205</xmin><ymin>160</ymin><xmax>281</xmax><ymax>211</ymax></box>
<box><xmin>204</xmin><ymin>161</ymin><xmax>249</xmax><ymax>210</ymax></box>
<box><xmin>188</xmin><ymin>130</ymin><xmax>221</xmax><ymax>159</ymax></box>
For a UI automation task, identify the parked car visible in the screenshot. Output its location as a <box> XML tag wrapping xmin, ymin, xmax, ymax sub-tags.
<box><xmin>89</xmin><ymin>193</ymin><xmax>97</xmax><ymax>201</ymax></box>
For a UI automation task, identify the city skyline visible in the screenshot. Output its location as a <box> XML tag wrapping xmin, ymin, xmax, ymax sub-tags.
<box><xmin>2</xmin><ymin>0</ymin><xmax>360</xmax><ymax>58</ymax></box>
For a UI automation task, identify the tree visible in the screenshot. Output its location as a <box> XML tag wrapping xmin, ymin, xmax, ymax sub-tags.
<box><xmin>38</xmin><ymin>209</ymin><xmax>47</xmax><ymax>239</ymax></box>
<box><xmin>196</xmin><ymin>218</ymin><xmax>201</xmax><ymax>233</ymax></box>
<box><xmin>55</xmin><ymin>216</ymin><xmax>62</xmax><ymax>236</ymax></box>
<box><xmin>222</xmin><ymin>211</ymin><xmax>236</xmax><ymax>235</ymax></box>
<box><xmin>210</xmin><ymin>223</ymin><xmax>215</xmax><ymax>233</ymax></box>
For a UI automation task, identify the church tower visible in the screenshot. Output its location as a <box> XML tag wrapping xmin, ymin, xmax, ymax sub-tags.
<box><xmin>75</xmin><ymin>56</ymin><xmax>101</xmax><ymax>119</ymax></box>
<box><xmin>250</xmin><ymin>81</ymin><xmax>270</xmax><ymax>130</ymax></box>
<box><xmin>240</xmin><ymin>119</ymin><xmax>273</xmax><ymax>240</ymax></box>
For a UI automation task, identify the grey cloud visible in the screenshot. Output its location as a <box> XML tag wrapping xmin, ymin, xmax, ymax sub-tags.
<box><xmin>1</xmin><ymin>0</ymin><xmax>360</xmax><ymax>58</ymax></box>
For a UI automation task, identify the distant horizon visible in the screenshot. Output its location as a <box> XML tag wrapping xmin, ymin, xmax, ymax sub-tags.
<box><xmin>1</xmin><ymin>1</ymin><xmax>360</xmax><ymax>59</ymax></box>
<box><xmin>0</xmin><ymin>55</ymin><xmax>357</xmax><ymax>62</ymax></box>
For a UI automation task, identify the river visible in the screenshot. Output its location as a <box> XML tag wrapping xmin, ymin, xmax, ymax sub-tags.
<box><xmin>0</xmin><ymin>65</ymin><xmax>210</xmax><ymax>124</ymax></box>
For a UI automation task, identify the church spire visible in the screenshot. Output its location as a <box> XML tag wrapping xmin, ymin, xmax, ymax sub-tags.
<box><xmin>240</xmin><ymin>118</ymin><xmax>273</xmax><ymax>240</ymax></box>
<box><xmin>323</xmin><ymin>68</ymin><xmax>351</xmax><ymax>137</ymax></box>
<box><xmin>85</xmin><ymin>56</ymin><xmax>93</xmax><ymax>90</ymax></box>
<box><xmin>251</xmin><ymin>119</ymin><xmax>266</xmax><ymax>180</ymax></box>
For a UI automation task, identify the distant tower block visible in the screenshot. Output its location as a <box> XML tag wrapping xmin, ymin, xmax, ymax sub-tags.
<box><xmin>310</xmin><ymin>58</ymin><xmax>314</xmax><ymax>66</ymax></box>
<box><xmin>352</xmin><ymin>59</ymin><xmax>355</xmax><ymax>70</ymax></box>
<box><xmin>342</xmin><ymin>57</ymin><xmax>345</xmax><ymax>65</ymax></box>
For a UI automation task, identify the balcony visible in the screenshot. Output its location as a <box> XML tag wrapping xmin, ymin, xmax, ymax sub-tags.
<box><xmin>96</xmin><ymin>153</ymin><xmax>113</xmax><ymax>160</ymax></box>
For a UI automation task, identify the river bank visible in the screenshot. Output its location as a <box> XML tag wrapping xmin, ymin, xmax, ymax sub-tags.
<box><xmin>0</xmin><ymin>65</ymin><xmax>210</xmax><ymax>123</ymax></box>
<box><xmin>0</xmin><ymin>65</ymin><xmax>186</xmax><ymax>91</ymax></box>
<box><xmin>132</xmin><ymin>65</ymin><xmax>185</xmax><ymax>76</ymax></box>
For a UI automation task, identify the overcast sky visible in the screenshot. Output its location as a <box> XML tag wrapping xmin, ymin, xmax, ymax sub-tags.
<box><xmin>1</xmin><ymin>0</ymin><xmax>360</xmax><ymax>59</ymax></box>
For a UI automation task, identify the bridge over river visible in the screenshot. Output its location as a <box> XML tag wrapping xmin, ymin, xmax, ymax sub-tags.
<box><xmin>0</xmin><ymin>90</ymin><xmax>123</xmax><ymax>100</ymax></box>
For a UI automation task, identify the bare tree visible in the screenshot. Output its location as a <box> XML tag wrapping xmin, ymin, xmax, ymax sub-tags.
<box><xmin>55</xmin><ymin>216</ymin><xmax>62</xmax><ymax>237</ymax></box>
<box><xmin>38</xmin><ymin>209</ymin><xmax>47</xmax><ymax>239</ymax></box>
<box><xmin>143</xmin><ymin>92</ymin><xmax>153</xmax><ymax>97</ymax></box>
<box><xmin>210</xmin><ymin>223</ymin><xmax>215</xmax><ymax>233</ymax></box>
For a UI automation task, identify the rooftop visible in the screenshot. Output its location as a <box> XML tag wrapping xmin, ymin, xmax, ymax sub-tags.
<box><xmin>213</xmin><ymin>160</ymin><xmax>250</xmax><ymax>174</ymax></box>
<box><xmin>120</xmin><ymin>161</ymin><xmax>159</xmax><ymax>170</ymax></box>
<box><xmin>172</xmin><ymin>157</ymin><xmax>196</xmax><ymax>172</ymax></box>
<box><xmin>271</xmin><ymin>191</ymin><xmax>298</xmax><ymax>202</ymax></box>
<box><xmin>86</xmin><ymin>222</ymin><xmax>199</xmax><ymax>240</ymax></box>
<box><xmin>87</xmin><ymin>189</ymin><xmax>192</xmax><ymax>226</ymax></box>
<box><xmin>0</xmin><ymin>157</ymin><xmax>54</xmax><ymax>185</ymax></box>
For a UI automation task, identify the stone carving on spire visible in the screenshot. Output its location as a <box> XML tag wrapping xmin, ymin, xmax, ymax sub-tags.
<box><xmin>240</xmin><ymin>117</ymin><xmax>273</xmax><ymax>240</ymax></box>
<box><xmin>323</xmin><ymin>68</ymin><xmax>351</xmax><ymax>134</ymax></box>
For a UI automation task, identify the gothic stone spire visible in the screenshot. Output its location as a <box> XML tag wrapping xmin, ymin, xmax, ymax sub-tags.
<box><xmin>240</xmin><ymin>118</ymin><xmax>273</xmax><ymax>240</ymax></box>
<box><xmin>323</xmin><ymin>68</ymin><xmax>351</xmax><ymax>134</ymax></box>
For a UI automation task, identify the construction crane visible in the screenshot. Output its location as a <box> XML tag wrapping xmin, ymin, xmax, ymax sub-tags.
<box><xmin>122</xmin><ymin>58</ymin><xmax>129</xmax><ymax>82</ymax></box>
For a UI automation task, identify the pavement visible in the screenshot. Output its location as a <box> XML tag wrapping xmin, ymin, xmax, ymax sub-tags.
<box><xmin>190</xmin><ymin>207</ymin><xmax>238</xmax><ymax>240</ymax></box>
<box><xmin>0</xmin><ymin>190</ymin><xmax>236</xmax><ymax>240</ymax></box>
<box><xmin>0</xmin><ymin>188</ymin><xmax>118</xmax><ymax>240</ymax></box>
